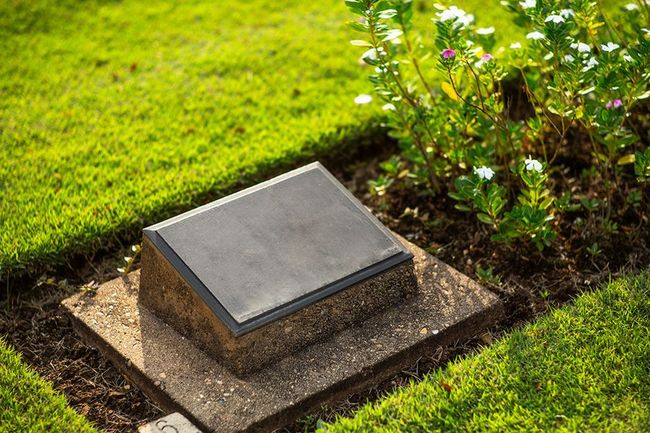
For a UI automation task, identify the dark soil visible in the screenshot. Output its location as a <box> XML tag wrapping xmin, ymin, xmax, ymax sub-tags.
<box><xmin>339</xmin><ymin>158</ymin><xmax>650</xmax><ymax>320</ymax></box>
<box><xmin>0</xmin><ymin>255</ymin><xmax>163</xmax><ymax>433</ymax></box>
<box><xmin>1</xmin><ymin>137</ymin><xmax>649</xmax><ymax>433</ymax></box>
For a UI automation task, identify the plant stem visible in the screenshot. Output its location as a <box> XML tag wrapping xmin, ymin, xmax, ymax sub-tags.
<box><xmin>400</xmin><ymin>23</ymin><xmax>436</xmax><ymax>102</ymax></box>
<box><xmin>447</xmin><ymin>68</ymin><xmax>500</xmax><ymax>127</ymax></box>
<box><xmin>367</xmin><ymin>14</ymin><xmax>440</xmax><ymax>193</ymax></box>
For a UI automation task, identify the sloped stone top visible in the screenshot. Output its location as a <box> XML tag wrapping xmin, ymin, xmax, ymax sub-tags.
<box><xmin>144</xmin><ymin>162</ymin><xmax>412</xmax><ymax>335</ymax></box>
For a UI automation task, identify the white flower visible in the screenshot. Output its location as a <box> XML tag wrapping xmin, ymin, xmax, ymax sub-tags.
<box><xmin>564</xmin><ymin>54</ymin><xmax>575</xmax><ymax>62</ymax></box>
<box><xmin>354</xmin><ymin>94</ymin><xmax>372</xmax><ymax>105</ymax></box>
<box><xmin>642</xmin><ymin>28</ymin><xmax>650</xmax><ymax>35</ymax></box>
<box><xmin>476</xmin><ymin>27</ymin><xmax>495</xmax><ymax>35</ymax></box>
<box><xmin>545</xmin><ymin>14</ymin><xmax>565</xmax><ymax>24</ymax></box>
<box><xmin>382</xmin><ymin>103</ymin><xmax>396</xmax><ymax>111</ymax></box>
<box><xmin>559</xmin><ymin>9</ymin><xmax>574</xmax><ymax>18</ymax></box>
<box><xmin>582</xmin><ymin>57</ymin><xmax>598</xmax><ymax>71</ymax></box>
<box><xmin>571</xmin><ymin>42</ymin><xmax>591</xmax><ymax>53</ymax></box>
<box><xmin>625</xmin><ymin>3</ymin><xmax>639</xmax><ymax>10</ymax></box>
<box><xmin>519</xmin><ymin>0</ymin><xmax>537</xmax><ymax>9</ymax></box>
<box><xmin>601</xmin><ymin>42</ymin><xmax>620</xmax><ymax>52</ymax></box>
<box><xmin>510</xmin><ymin>42</ymin><xmax>522</xmax><ymax>49</ymax></box>
<box><xmin>524</xmin><ymin>158</ymin><xmax>543</xmax><ymax>172</ymax></box>
<box><xmin>544</xmin><ymin>52</ymin><xmax>554</xmax><ymax>60</ymax></box>
<box><xmin>623</xmin><ymin>54</ymin><xmax>634</xmax><ymax>62</ymax></box>
<box><xmin>526</xmin><ymin>31</ymin><xmax>545</xmax><ymax>41</ymax></box>
<box><xmin>474</xmin><ymin>166</ymin><xmax>495</xmax><ymax>180</ymax></box>
<box><xmin>437</xmin><ymin>6</ymin><xmax>474</xmax><ymax>28</ymax></box>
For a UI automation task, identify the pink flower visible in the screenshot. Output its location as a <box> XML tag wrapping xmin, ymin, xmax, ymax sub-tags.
<box><xmin>481</xmin><ymin>53</ymin><xmax>493</xmax><ymax>61</ymax></box>
<box><xmin>441</xmin><ymin>48</ymin><xmax>456</xmax><ymax>59</ymax></box>
<box><xmin>605</xmin><ymin>99</ymin><xmax>623</xmax><ymax>109</ymax></box>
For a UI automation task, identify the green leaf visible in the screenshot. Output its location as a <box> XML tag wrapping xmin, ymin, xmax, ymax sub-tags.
<box><xmin>547</xmin><ymin>104</ymin><xmax>561</xmax><ymax>116</ymax></box>
<box><xmin>381</xmin><ymin>29</ymin><xmax>403</xmax><ymax>42</ymax></box>
<box><xmin>492</xmin><ymin>197</ymin><xmax>505</xmax><ymax>215</ymax></box>
<box><xmin>345</xmin><ymin>0</ymin><xmax>367</xmax><ymax>15</ymax></box>
<box><xmin>636</xmin><ymin>90</ymin><xmax>650</xmax><ymax>100</ymax></box>
<box><xmin>617</xmin><ymin>154</ymin><xmax>636</xmax><ymax>165</ymax></box>
<box><xmin>539</xmin><ymin>197</ymin><xmax>554</xmax><ymax>210</ymax></box>
<box><xmin>350</xmin><ymin>21</ymin><xmax>369</xmax><ymax>32</ymax></box>
<box><xmin>350</xmin><ymin>39</ymin><xmax>372</xmax><ymax>47</ymax></box>
<box><xmin>477</xmin><ymin>213</ymin><xmax>494</xmax><ymax>225</ymax></box>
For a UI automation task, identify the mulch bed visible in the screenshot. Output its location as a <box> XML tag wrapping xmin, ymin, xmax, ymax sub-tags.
<box><xmin>1</xmin><ymin>141</ymin><xmax>648</xmax><ymax>432</ymax></box>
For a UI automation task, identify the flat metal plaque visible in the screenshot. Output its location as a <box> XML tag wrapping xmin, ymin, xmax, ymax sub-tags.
<box><xmin>144</xmin><ymin>162</ymin><xmax>412</xmax><ymax>335</ymax></box>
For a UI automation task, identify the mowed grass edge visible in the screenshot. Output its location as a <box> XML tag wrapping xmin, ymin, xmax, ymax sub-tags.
<box><xmin>320</xmin><ymin>271</ymin><xmax>650</xmax><ymax>433</ymax></box>
<box><xmin>0</xmin><ymin>0</ymin><xmax>387</xmax><ymax>278</ymax></box>
<box><xmin>0</xmin><ymin>338</ymin><xmax>98</xmax><ymax>433</ymax></box>
<box><xmin>0</xmin><ymin>0</ymin><xmax>519</xmax><ymax>279</ymax></box>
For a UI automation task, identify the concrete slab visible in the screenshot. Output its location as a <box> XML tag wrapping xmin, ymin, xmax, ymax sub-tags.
<box><xmin>63</xmin><ymin>236</ymin><xmax>503</xmax><ymax>433</ymax></box>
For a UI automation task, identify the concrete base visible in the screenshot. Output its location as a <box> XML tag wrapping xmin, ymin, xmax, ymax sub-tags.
<box><xmin>63</xmin><ymin>236</ymin><xmax>503</xmax><ymax>433</ymax></box>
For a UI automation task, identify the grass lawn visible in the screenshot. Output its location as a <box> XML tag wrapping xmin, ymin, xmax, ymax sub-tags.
<box><xmin>0</xmin><ymin>0</ymin><xmax>516</xmax><ymax>278</ymax></box>
<box><xmin>0</xmin><ymin>338</ymin><xmax>98</xmax><ymax>433</ymax></box>
<box><xmin>321</xmin><ymin>272</ymin><xmax>650</xmax><ymax>433</ymax></box>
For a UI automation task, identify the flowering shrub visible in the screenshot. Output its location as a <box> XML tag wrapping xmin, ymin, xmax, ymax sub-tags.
<box><xmin>346</xmin><ymin>0</ymin><xmax>650</xmax><ymax>250</ymax></box>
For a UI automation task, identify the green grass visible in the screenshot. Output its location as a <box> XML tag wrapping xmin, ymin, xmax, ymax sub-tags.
<box><xmin>320</xmin><ymin>272</ymin><xmax>650</xmax><ymax>433</ymax></box>
<box><xmin>0</xmin><ymin>338</ymin><xmax>98</xmax><ymax>433</ymax></box>
<box><xmin>0</xmin><ymin>0</ymin><xmax>519</xmax><ymax>278</ymax></box>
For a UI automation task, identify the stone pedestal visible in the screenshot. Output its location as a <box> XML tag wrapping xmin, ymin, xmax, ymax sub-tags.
<box><xmin>139</xmin><ymin>163</ymin><xmax>417</xmax><ymax>375</ymax></box>
<box><xmin>140</xmin><ymin>236</ymin><xmax>416</xmax><ymax>375</ymax></box>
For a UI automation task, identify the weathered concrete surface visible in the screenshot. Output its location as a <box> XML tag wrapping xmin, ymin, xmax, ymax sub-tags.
<box><xmin>63</xmin><ymin>236</ymin><xmax>503</xmax><ymax>433</ymax></box>
<box><xmin>138</xmin><ymin>412</ymin><xmax>203</xmax><ymax>433</ymax></box>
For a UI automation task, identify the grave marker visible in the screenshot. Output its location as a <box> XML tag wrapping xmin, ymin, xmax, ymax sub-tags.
<box><xmin>63</xmin><ymin>161</ymin><xmax>504</xmax><ymax>432</ymax></box>
<box><xmin>139</xmin><ymin>162</ymin><xmax>417</xmax><ymax>374</ymax></box>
